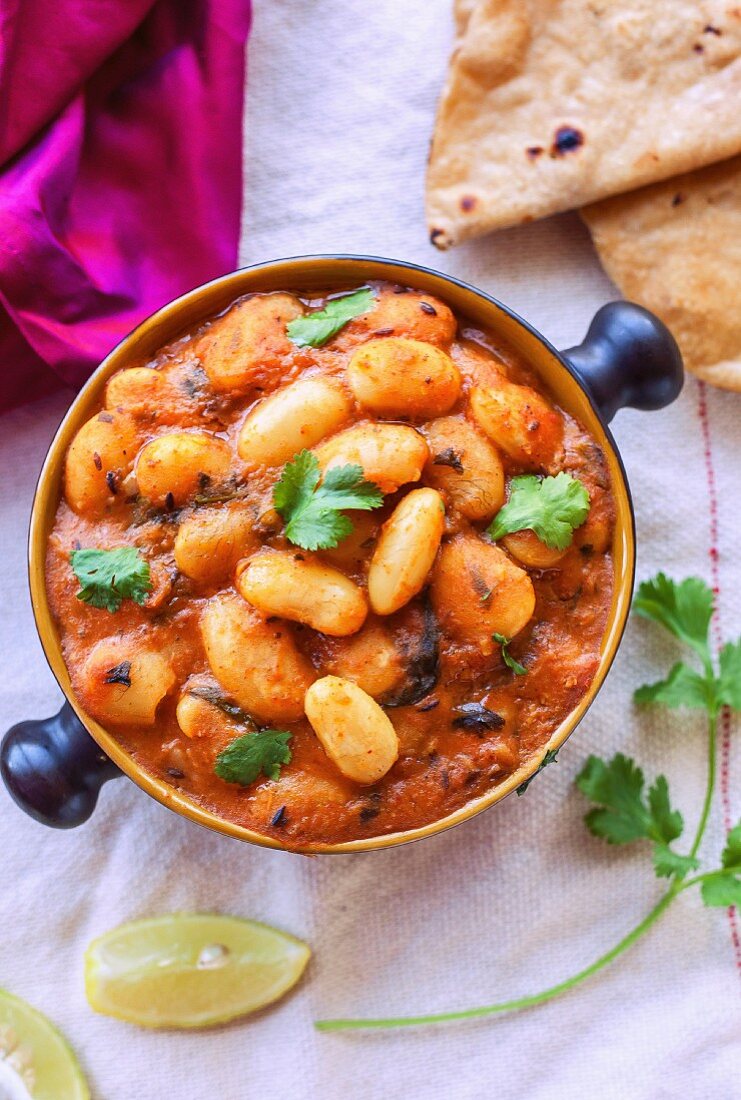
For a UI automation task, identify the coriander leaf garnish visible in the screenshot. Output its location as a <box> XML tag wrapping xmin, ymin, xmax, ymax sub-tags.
<box><xmin>287</xmin><ymin>288</ymin><xmax>375</xmax><ymax>348</ymax></box>
<box><xmin>493</xmin><ymin>633</ymin><xmax>526</xmax><ymax>676</ymax></box>
<box><xmin>721</xmin><ymin>822</ymin><xmax>741</xmax><ymax>870</ymax></box>
<box><xmin>576</xmin><ymin>755</ymin><xmax>698</xmax><ymax>878</ymax></box>
<box><xmin>652</xmin><ymin>846</ymin><xmax>701</xmax><ymax>881</ymax></box>
<box><xmin>273</xmin><ymin>449</ymin><xmax>320</xmax><ymax>519</ymax></box>
<box><xmin>700</xmin><ymin>823</ymin><xmax>741</xmax><ymax>908</ymax></box>
<box><xmin>634</xmin><ymin>662</ymin><xmax>712</xmax><ymax>710</ymax></box>
<box><xmin>633</xmin><ymin>574</ymin><xmax>740</xmax><ymax>714</ymax></box>
<box><xmin>700</xmin><ymin>874</ymin><xmax>741</xmax><ymax>908</ymax></box>
<box><xmin>633</xmin><ymin>573</ymin><xmax>713</xmax><ymax>665</ymax></box>
<box><xmin>215</xmin><ymin>729</ymin><xmax>293</xmax><ymax>787</ymax></box>
<box><xmin>516</xmin><ymin>747</ymin><xmax>558</xmax><ymax>796</ymax></box>
<box><xmin>487</xmin><ymin>472</ymin><xmax>590</xmax><ymax>551</ymax></box>
<box><xmin>70</xmin><ymin>547</ymin><xmax>151</xmax><ymax>612</ymax></box>
<box><xmin>273</xmin><ymin>450</ymin><xmax>383</xmax><ymax>550</ymax></box>
<box><xmin>577</xmin><ymin>754</ymin><xmax>663</xmax><ymax>844</ymax></box>
<box><xmin>717</xmin><ymin>640</ymin><xmax>741</xmax><ymax>710</ymax></box>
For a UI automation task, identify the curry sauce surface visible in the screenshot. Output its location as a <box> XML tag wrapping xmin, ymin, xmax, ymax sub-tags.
<box><xmin>46</xmin><ymin>281</ymin><xmax>615</xmax><ymax>847</ymax></box>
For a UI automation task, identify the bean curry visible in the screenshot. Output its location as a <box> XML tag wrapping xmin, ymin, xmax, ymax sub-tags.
<box><xmin>46</xmin><ymin>281</ymin><xmax>615</xmax><ymax>848</ymax></box>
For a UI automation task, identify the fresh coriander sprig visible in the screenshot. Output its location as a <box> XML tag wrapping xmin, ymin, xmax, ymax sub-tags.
<box><xmin>287</xmin><ymin>288</ymin><xmax>375</xmax><ymax>348</ymax></box>
<box><xmin>215</xmin><ymin>730</ymin><xmax>293</xmax><ymax>786</ymax></box>
<box><xmin>493</xmin><ymin>633</ymin><xmax>526</xmax><ymax>676</ymax></box>
<box><xmin>515</xmin><ymin>748</ymin><xmax>558</xmax><ymax>796</ymax></box>
<box><xmin>315</xmin><ymin>573</ymin><xmax>741</xmax><ymax>1032</ymax></box>
<box><xmin>273</xmin><ymin>450</ymin><xmax>384</xmax><ymax>551</ymax></box>
<box><xmin>576</xmin><ymin>753</ymin><xmax>699</xmax><ymax>879</ymax></box>
<box><xmin>488</xmin><ymin>472</ymin><xmax>590</xmax><ymax>550</ymax></box>
<box><xmin>71</xmin><ymin>547</ymin><xmax>151</xmax><ymax>612</ymax></box>
<box><xmin>633</xmin><ymin>574</ymin><xmax>713</xmax><ymax>668</ymax></box>
<box><xmin>633</xmin><ymin>575</ymin><xmax>741</xmax><ymax>715</ymax></box>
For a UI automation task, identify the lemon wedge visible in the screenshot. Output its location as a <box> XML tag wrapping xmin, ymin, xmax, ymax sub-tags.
<box><xmin>0</xmin><ymin>989</ymin><xmax>88</xmax><ymax>1100</ymax></box>
<box><xmin>84</xmin><ymin>913</ymin><xmax>310</xmax><ymax>1029</ymax></box>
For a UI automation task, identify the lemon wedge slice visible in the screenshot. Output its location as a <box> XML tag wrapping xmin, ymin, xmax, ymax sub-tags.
<box><xmin>84</xmin><ymin>913</ymin><xmax>310</xmax><ymax>1029</ymax></box>
<box><xmin>0</xmin><ymin>989</ymin><xmax>88</xmax><ymax>1100</ymax></box>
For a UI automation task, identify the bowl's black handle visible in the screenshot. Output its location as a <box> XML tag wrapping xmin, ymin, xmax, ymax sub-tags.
<box><xmin>561</xmin><ymin>301</ymin><xmax>683</xmax><ymax>423</ymax></box>
<box><xmin>1</xmin><ymin>703</ymin><xmax>121</xmax><ymax>828</ymax></box>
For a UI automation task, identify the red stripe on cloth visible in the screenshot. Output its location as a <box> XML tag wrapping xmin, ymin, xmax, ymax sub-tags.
<box><xmin>697</xmin><ymin>380</ymin><xmax>741</xmax><ymax>975</ymax></box>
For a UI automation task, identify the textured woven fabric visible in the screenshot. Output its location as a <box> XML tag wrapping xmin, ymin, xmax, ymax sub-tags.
<box><xmin>0</xmin><ymin>3</ymin><xmax>739</xmax><ymax>1097</ymax></box>
<box><xmin>0</xmin><ymin>0</ymin><xmax>251</xmax><ymax>412</ymax></box>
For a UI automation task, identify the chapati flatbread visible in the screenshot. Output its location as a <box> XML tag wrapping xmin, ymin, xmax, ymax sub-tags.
<box><xmin>582</xmin><ymin>156</ymin><xmax>741</xmax><ymax>391</ymax></box>
<box><xmin>427</xmin><ymin>1</ymin><xmax>741</xmax><ymax>248</ymax></box>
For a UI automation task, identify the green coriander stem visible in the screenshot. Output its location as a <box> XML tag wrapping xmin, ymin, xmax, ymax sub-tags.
<box><xmin>315</xmin><ymin>888</ymin><xmax>678</xmax><ymax>1032</ymax></box>
<box><xmin>688</xmin><ymin>709</ymin><xmax>718</xmax><ymax>861</ymax></box>
<box><xmin>680</xmin><ymin>869</ymin><xmax>727</xmax><ymax>892</ymax></box>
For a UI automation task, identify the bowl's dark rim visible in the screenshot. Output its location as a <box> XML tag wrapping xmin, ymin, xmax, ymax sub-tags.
<box><xmin>26</xmin><ymin>253</ymin><xmax>636</xmax><ymax>850</ymax></box>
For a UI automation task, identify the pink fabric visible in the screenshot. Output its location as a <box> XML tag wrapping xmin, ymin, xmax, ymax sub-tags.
<box><xmin>0</xmin><ymin>0</ymin><xmax>251</xmax><ymax>412</ymax></box>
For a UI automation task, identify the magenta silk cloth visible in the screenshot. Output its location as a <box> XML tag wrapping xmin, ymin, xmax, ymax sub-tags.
<box><xmin>0</xmin><ymin>0</ymin><xmax>251</xmax><ymax>412</ymax></box>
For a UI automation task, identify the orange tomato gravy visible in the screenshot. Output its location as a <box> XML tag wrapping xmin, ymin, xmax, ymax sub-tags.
<box><xmin>46</xmin><ymin>281</ymin><xmax>615</xmax><ymax>848</ymax></box>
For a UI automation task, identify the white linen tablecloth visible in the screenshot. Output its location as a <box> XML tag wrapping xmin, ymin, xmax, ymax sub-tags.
<box><xmin>1</xmin><ymin>3</ymin><xmax>739</xmax><ymax>1097</ymax></box>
